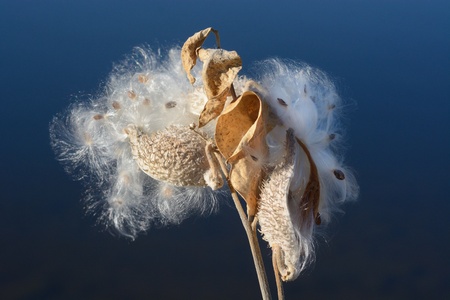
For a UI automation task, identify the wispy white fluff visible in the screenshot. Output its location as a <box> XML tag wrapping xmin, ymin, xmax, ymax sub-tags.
<box><xmin>255</xmin><ymin>59</ymin><xmax>359</xmax><ymax>276</ymax></box>
<box><xmin>256</xmin><ymin>58</ymin><xmax>358</xmax><ymax>218</ymax></box>
<box><xmin>50</xmin><ymin>103</ymin><xmax>115</xmax><ymax>183</ymax></box>
<box><xmin>49</xmin><ymin>45</ymin><xmax>358</xmax><ymax>257</ymax></box>
<box><xmin>50</xmin><ymin>47</ymin><xmax>224</xmax><ymax>238</ymax></box>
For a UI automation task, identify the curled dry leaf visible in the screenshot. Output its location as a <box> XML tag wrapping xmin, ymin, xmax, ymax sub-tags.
<box><xmin>215</xmin><ymin>91</ymin><xmax>269</xmax><ymax>217</ymax></box>
<box><xmin>197</xmin><ymin>48</ymin><xmax>242</xmax><ymax>127</ymax></box>
<box><xmin>181</xmin><ymin>27</ymin><xmax>219</xmax><ymax>84</ymax></box>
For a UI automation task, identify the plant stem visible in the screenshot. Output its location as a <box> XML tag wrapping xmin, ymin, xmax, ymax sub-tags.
<box><xmin>215</xmin><ymin>152</ymin><xmax>272</xmax><ymax>300</ymax></box>
<box><xmin>272</xmin><ymin>245</ymin><xmax>285</xmax><ymax>300</ymax></box>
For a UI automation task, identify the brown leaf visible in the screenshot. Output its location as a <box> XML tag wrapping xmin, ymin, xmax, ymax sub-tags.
<box><xmin>198</xmin><ymin>48</ymin><xmax>242</xmax><ymax>100</ymax></box>
<box><xmin>215</xmin><ymin>91</ymin><xmax>269</xmax><ymax>217</ymax></box>
<box><xmin>198</xmin><ymin>97</ymin><xmax>229</xmax><ymax>128</ymax></box>
<box><xmin>181</xmin><ymin>27</ymin><xmax>219</xmax><ymax>84</ymax></box>
<box><xmin>215</xmin><ymin>91</ymin><xmax>260</xmax><ymax>159</ymax></box>
<box><xmin>229</xmin><ymin>157</ymin><xmax>263</xmax><ymax>217</ymax></box>
<box><xmin>197</xmin><ymin>48</ymin><xmax>242</xmax><ymax>127</ymax></box>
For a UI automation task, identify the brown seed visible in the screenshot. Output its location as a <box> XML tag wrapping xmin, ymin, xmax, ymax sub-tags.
<box><xmin>128</xmin><ymin>90</ymin><xmax>137</xmax><ymax>99</ymax></box>
<box><xmin>93</xmin><ymin>114</ymin><xmax>103</xmax><ymax>120</ymax></box>
<box><xmin>315</xmin><ymin>212</ymin><xmax>322</xmax><ymax>225</ymax></box>
<box><xmin>328</xmin><ymin>104</ymin><xmax>336</xmax><ymax>110</ymax></box>
<box><xmin>165</xmin><ymin>101</ymin><xmax>177</xmax><ymax>108</ymax></box>
<box><xmin>277</xmin><ymin>98</ymin><xmax>288</xmax><ymax>106</ymax></box>
<box><xmin>329</xmin><ymin>133</ymin><xmax>336</xmax><ymax>141</ymax></box>
<box><xmin>112</xmin><ymin>101</ymin><xmax>121</xmax><ymax>110</ymax></box>
<box><xmin>138</xmin><ymin>74</ymin><xmax>149</xmax><ymax>83</ymax></box>
<box><xmin>333</xmin><ymin>169</ymin><xmax>345</xmax><ymax>180</ymax></box>
<box><xmin>142</xmin><ymin>98</ymin><xmax>151</xmax><ymax>106</ymax></box>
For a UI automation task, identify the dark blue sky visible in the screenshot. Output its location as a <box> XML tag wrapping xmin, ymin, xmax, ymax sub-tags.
<box><xmin>1</xmin><ymin>1</ymin><xmax>449</xmax><ymax>299</ymax></box>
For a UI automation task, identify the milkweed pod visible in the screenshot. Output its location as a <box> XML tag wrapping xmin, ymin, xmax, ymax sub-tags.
<box><xmin>125</xmin><ymin>124</ymin><xmax>223</xmax><ymax>190</ymax></box>
<box><xmin>258</xmin><ymin>129</ymin><xmax>313</xmax><ymax>281</ymax></box>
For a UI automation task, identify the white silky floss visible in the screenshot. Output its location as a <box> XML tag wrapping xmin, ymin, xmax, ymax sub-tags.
<box><xmin>255</xmin><ymin>59</ymin><xmax>359</xmax><ymax>279</ymax></box>
<box><xmin>50</xmin><ymin>47</ymin><xmax>225</xmax><ymax>238</ymax></box>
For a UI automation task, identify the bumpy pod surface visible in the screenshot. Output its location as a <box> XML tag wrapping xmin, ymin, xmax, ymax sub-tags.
<box><xmin>258</xmin><ymin>129</ymin><xmax>306</xmax><ymax>281</ymax></box>
<box><xmin>126</xmin><ymin>124</ymin><xmax>216</xmax><ymax>188</ymax></box>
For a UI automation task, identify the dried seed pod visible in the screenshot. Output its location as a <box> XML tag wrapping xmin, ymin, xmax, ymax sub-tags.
<box><xmin>215</xmin><ymin>91</ymin><xmax>269</xmax><ymax>217</ymax></box>
<box><xmin>125</xmin><ymin>124</ymin><xmax>223</xmax><ymax>189</ymax></box>
<box><xmin>196</xmin><ymin>48</ymin><xmax>242</xmax><ymax>127</ymax></box>
<box><xmin>258</xmin><ymin>129</ymin><xmax>302</xmax><ymax>281</ymax></box>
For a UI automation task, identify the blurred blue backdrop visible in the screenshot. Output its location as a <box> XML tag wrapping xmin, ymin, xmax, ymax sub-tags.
<box><xmin>1</xmin><ymin>0</ymin><xmax>449</xmax><ymax>299</ymax></box>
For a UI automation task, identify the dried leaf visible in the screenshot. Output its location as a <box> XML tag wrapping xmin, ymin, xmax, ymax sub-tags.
<box><xmin>229</xmin><ymin>156</ymin><xmax>263</xmax><ymax>217</ymax></box>
<box><xmin>197</xmin><ymin>48</ymin><xmax>242</xmax><ymax>127</ymax></box>
<box><xmin>181</xmin><ymin>27</ymin><xmax>219</xmax><ymax>84</ymax></box>
<box><xmin>215</xmin><ymin>91</ymin><xmax>269</xmax><ymax>217</ymax></box>
<box><xmin>215</xmin><ymin>91</ymin><xmax>260</xmax><ymax>159</ymax></box>
<box><xmin>198</xmin><ymin>48</ymin><xmax>242</xmax><ymax>101</ymax></box>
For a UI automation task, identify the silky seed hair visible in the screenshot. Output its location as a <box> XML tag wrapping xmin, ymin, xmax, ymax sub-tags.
<box><xmin>255</xmin><ymin>58</ymin><xmax>359</xmax><ymax>223</ymax></box>
<box><xmin>50</xmin><ymin>47</ymin><xmax>227</xmax><ymax>238</ymax></box>
<box><xmin>254</xmin><ymin>59</ymin><xmax>358</xmax><ymax>276</ymax></box>
<box><xmin>50</xmin><ymin>44</ymin><xmax>357</xmax><ymax>248</ymax></box>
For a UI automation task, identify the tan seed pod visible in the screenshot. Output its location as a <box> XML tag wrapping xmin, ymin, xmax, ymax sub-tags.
<box><xmin>258</xmin><ymin>129</ymin><xmax>302</xmax><ymax>281</ymax></box>
<box><xmin>125</xmin><ymin>124</ymin><xmax>223</xmax><ymax>189</ymax></box>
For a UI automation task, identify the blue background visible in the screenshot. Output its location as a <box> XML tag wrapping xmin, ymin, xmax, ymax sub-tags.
<box><xmin>1</xmin><ymin>0</ymin><xmax>449</xmax><ymax>299</ymax></box>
